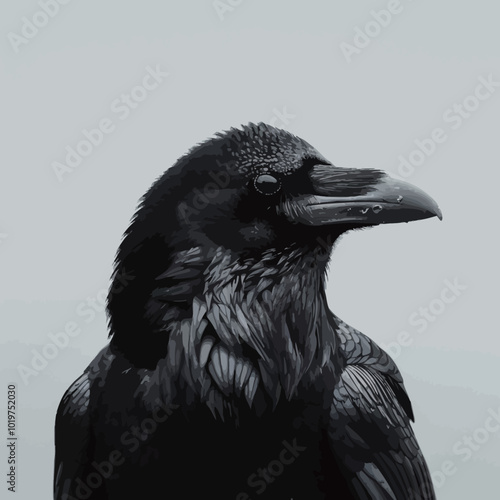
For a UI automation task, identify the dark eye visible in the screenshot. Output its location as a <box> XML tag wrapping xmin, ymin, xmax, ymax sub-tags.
<box><xmin>254</xmin><ymin>174</ymin><xmax>281</xmax><ymax>195</ymax></box>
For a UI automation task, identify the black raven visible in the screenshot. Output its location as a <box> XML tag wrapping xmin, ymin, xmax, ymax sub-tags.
<box><xmin>54</xmin><ymin>123</ymin><xmax>440</xmax><ymax>499</ymax></box>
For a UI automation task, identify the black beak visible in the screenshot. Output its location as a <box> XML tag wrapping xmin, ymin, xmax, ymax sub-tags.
<box><xmin>281</xmin><ymin>166</ymin><xmax>442</xmax><ymax>226</ymax></box>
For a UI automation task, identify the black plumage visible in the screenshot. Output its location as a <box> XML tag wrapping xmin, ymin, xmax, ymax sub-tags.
<box><xmin>54</xmin><ymin>123</ymin><xmax>440</xmax><ymax>499</ymax></box>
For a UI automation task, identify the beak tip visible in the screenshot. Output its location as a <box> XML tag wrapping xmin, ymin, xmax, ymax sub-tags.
<box><xmin>398</xmin><ymin>180</ymin><xmax>442</xmax><ymax>223</ymax></box>
<box><xmin>430</xmin><ymin>202</ymin><xmax>443</xmax><ymax>221</ymax></box>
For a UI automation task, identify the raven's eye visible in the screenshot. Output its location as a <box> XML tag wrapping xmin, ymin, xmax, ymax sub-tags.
<box><xmin>254</xmin><ymin>174</ymin><xmax>281</xmax><ymax>195</ymax></box>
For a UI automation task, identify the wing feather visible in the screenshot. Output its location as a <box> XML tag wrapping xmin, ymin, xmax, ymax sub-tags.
<box><xmin>54</xmin><ymin>373</ymin><xmax>95</xmax><ymax>500</ymax></box>
<box><xmin>330</xmin><ymin>364</ymin><xmax>435</xmax><ymax>499</ymax></box>
<box><xmin>329</xmin><ymin>318</ymin><xmax>435</xmax><ymax>500</ymax></box>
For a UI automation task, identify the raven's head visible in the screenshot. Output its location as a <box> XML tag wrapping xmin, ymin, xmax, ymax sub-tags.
<box><xmin>108</xmin><ymin>123</ymin><xmax>441</xmax><ymax>418</ymax></box>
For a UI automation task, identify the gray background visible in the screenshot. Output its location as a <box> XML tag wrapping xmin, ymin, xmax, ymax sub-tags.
<box><xmin>1</xmin><ymin>0</ymin><xmax>499</xmax><ymax>498</ymax></box>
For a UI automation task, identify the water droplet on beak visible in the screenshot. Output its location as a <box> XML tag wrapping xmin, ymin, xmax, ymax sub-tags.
<box><xmin>397</xmin><ymin>195</ymin><xmax>403</xmax><ymax>203</ymax></box>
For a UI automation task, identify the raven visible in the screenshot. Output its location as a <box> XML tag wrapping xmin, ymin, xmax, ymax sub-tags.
<box><xmin>54</xmin><ymin>123</ymin><xmax>440</xmax><ymax>499</ymax></box>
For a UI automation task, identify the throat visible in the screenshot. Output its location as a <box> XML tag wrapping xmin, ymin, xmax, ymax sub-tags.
<box><xmin>151</xmin><ymin>245</ymin><xmax>337</xmax><ymax>419</ymax></box>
